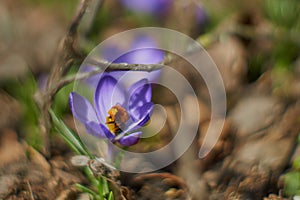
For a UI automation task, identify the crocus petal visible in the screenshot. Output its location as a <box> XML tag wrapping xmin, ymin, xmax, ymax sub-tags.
<box><xmin>120</xmin><ymin>0</ymin><xmax>172</xmax><ymax>16</ymax></box>
<box><xmin>120</xmin><ymin>49</ymin><xmax>164</xmax><ymax>65</ymax></box>
<box><xmin>128</xmin><ymin>79</ymin><xmax>152</xmax><ymax>121</ymax></box>
<box><xmin>80</xmin><ymin>65</ymin><xmax>101</xmax><ymax>88</ymax></box>
<box><xmin>124</xmin><ymin>35</ymin><xmax>164</xmax><ymax>64</ymax></box>
<box><xmin>69</xmin><ymin>92</ymin><xmax>99</xmax><ymax>124</ymax></box>
<box><xmin>101</xmin><ymin>44</ymin><xmax>123</xmax><ymax>63</ymax></box>
<box><xmin>100</xmin><ymin>124</ymin><xmax>115</xmax><ymax>141</ymax></box>
<box><xmin>136</xmin><ymin>102</ymin><xmax>153</xmax><ymax>128</ymax></box>
<box><xmin>137</xmin><ymin>113</ymin><xmax>150</xmax><ymax>127</ymax></box>
<box><xmin>128</xmin><ymin>102</ymin><xmax>154</xmax><ymax>130</ymax></box>
<box><xmin>115</xmin><ymin>102</ymin><xmax>153</xmax><ymax>141</ymax></box>
<box><xmin>85</xmin><ymin>121</ymin><xmax>106</xmax><ymax>138</ymax></box>
<box><xmin>128</xmin><ymin>78</ymin><xmax>151</xmax><ymax>102</ymax></box>
<box><xmin>94</xmin><ymin>75</ymin><xmax>126</xmax><ymax>122</ymax></box>
<box><xmin>129</xmin><ymin>101</ymin><xmax>153</xmax><ymax>124</ymax></box>
<box><xmin>118</xmin><ymin>131</ymin><xmax>142</xmax><ymax>146</ymax></box>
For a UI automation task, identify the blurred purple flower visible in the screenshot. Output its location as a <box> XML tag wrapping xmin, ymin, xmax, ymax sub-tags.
<box><xmin>84</xmin><ymin>34</ymin><xmax>164</xmax><ymax>88</ymax></box>
<box><xmin>195</xmin><ymin>4</ymin><xmax>209</xmax><ymax>34</ymax></box>
<box><xmin>70</xmin><ymin>74</ymin><xmax>153</xmax><ymax>146</ymax></box>
<box><xmin>101</xmin><ymin>34</ymin><xmax>164</xmax><ymax>64</ymax></box>
<box><xmin>119</xmin><ymin>0</ymin><xmax>172</xmax><ymax>16</ymax></box>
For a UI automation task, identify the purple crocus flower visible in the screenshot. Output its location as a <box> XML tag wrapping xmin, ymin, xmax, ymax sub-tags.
<box><xmin>195</xmin><ymin>4</ymin><xmax>209</xmax><ymax>35</ymax></box>
<box><xmin>83</xmin><ymin>34</ymin><xmax>164</xmax><ymax>88</ymax></box>
<box><xmin>69</xmin><ymin>74</ymin><xmax>153</xmax><ymax>146</ymax></box>
<box><xmin>104</xmin><ymin>35</ymin><xmax>164</xmax><ymax>65</ymax></box>
<box><xmin>119</xmin><ymin>0</ymin><xmax>172</xmax><ymax>16</ymax></box>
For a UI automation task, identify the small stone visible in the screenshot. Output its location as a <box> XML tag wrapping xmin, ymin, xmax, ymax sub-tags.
<box><xmin>230</xmin><ymin>95</ymin><xmax>283</xmax><ymax>138</ymax></box>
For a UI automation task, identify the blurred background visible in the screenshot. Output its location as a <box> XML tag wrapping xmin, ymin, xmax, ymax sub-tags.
<box><xmin>0</xmin><ymin>0</ymin><xmax>300</xmax><ymax>199</ymax></box>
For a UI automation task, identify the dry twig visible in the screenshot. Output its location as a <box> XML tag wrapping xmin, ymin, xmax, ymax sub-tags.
<box><xmin>58</xmin><ymin>59</ymin><xmax>164</xmax><ymax>88</ymax></box>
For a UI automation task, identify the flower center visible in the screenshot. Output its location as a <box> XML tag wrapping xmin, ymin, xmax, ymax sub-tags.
<box><xmin>105</xmin><ymin>105</ymin><xmax>129</xmax><ymax>135</ymax></box>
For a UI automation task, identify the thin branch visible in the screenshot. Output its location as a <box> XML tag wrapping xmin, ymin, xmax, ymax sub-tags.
<box><xmin>80</xmin><ymin>0</ymin><xmax>104</xmax><ymax>35</ymax></box>
<box><xmin>69</xmin><ymin>0</ymin><xmax>91</xmax><ymax>36</ymax></box>
<box><xmin>105</xmin><ymin>63</ymin><xmax>164</xmax><ymax>72</ymax></box>
<box><xmin>51</xmin><ymin>44</ymin><xmax>206</xmax><ymax>90</ymax></box>
<box><xmin>87</xmin><ymin>58</ymin><xmax>165</xmax><ymax>72</ymax></box>
<box><xmin>54</xmin><ymin>60</ymin><xmax>164</xmax><ymax>92</ymax></box>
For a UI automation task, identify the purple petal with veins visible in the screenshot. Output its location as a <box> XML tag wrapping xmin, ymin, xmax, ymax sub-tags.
<box><xmin>69</xmin><ymin>92</ymin><xmax>99</xmax><ymax>123</ymax></box>
<box><xmin>94</xmin><ymin>75</ymin><xmax>126</xmax><ymax>122</ymax></box>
